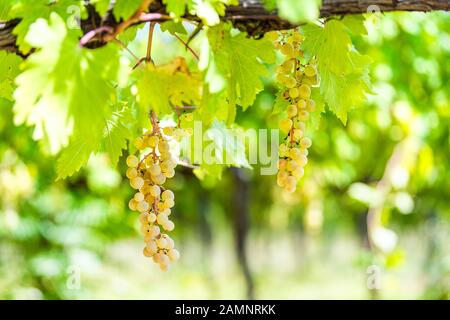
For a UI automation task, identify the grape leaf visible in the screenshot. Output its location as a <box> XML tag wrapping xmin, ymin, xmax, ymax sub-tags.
<box><xmin>163</xmin><ymin>0</ymin><xmax>237</xmax><ymax>25</ymax></box>
<box><xmin>13</xmin><ymin>13</ymin><xmax>125</xmax><ymax>178</ymax></box>
<box><xmin>160</xmin><ymin>21</ymin><xmax>187</xmax><ymax>35</ymax></box>
<box><xmin>56</xmin><ymin>136</ymin><xmax>98</xmax><ymax>179</ymax></box>
<box><xmin>272</xmin><ymin>91</ymin><xmax>289</xmax><ymax>115</ymax></box>
<box><xmin>102</xmin><ymin>107</ymin><xmax>133</xmax><ymax>166</ymax></box>
<box><xmin>0</xmin><ymin>52</ymin><xmax>22</xmax><ymax>101</ymax></box>
<box><xmin>341</xmin><ymin>15</ymin><xmax>368</xmax><ymax>36</ymax></box>
<box><xmin>201</xmin><ymin>24</ymin><xmax>276</xmax><ymax>123</ymax></box>
<box><xmin>309</xmin><ymin>87</ymin><xmax>325</xmax><ymax>129</ymax></box>
<box><xmin>198</xmin><ymin>86</ymin><xmax>229</xmax><ymax>127</ymax></box>
<box><xmin>113</xmin><ymin>0</ymin><xmax>142</xmax><ymax>20</ymax></box>
<box><xmin>0</xmin><ymin>0</ymin><xmax>14</xmax><ymax>19</ymax></box>
<box><xmin>91</xmin><ymin>0</ymin><xmax>110</xmax><ymax>16</ymax></box>
<box><xmin>203</xmin><ymin>120</ymin><xmax>251</xmax><ymax>169</ymax></box>
<box><xmin>162</xmin><ymin>0</ymin><xmax>189</xmax><ymax>18</ymax></box>
<box><xmin>193</xmin><ymin>0</ymin><xmax>237</xmax><ymax>26</ymax></box>
<box><xmin>302</xmin><ymin>20</ymin><xmax>371</xmax><ymax>124</ymax></box>
<box><xmin>136</xmin><ymin>58</ymin><xmax>202</xmax><ymax>116</ymax></box>
<box><xmin>8</xmin><ymin>0</ymin><xmax>85</xmax><ymax>54</ymax></box>
<box><xmin>13</xmin><ymin>13</ymin><xmax>74</xmax><ymax>154</ymax></box>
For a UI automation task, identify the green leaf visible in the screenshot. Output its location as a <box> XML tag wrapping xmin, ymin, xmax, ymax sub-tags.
<box><xmin>341</xmin><ymin>15</ymin><xmax>368</xmax><ymax>36</ymax></box>
<box><xmin>160</xmin><ymin>21</ymin><xmax>187</xmax><ymax>35</ymax></box>
<box><xmin>162</xmin><ymin>0</ymin><xmax>189</xmax><ymax>18</ymax></box>
<box><xmin>272</xmin><ymin>91</ymin><xmax>289</xmax><ymax>115</ymax></box>
<box><xmin>309</xmin><ymin>87</ymin><xmax>325</xmax><ymax>129</ymax></box>
<box><xmin>203</xmin><ymin>120</ymin><xmax>251</xmax><ymax>169</ymax></box>
<box><xmin>276</xmin><ymin>0</ymin><xmax>321</xmax><ymax>24</ymax></box>
<box><xmin>163</xmin><ymin>0</ymin><xmax>237</xmax><ymax>25</ymax></box>
<box><xmin>56</xmin><ymin>136</ymin><xmax>98</xmax><ymax>180</ymax></box>
<box><xmin>113</xmin><ymin>0</ymin><xmax>142</xmax><ymax>20</ymax></box>
<box><xmin>0</xmin><ymin>52</ymin><xmax>22</xmax><ymax>101</ymax></box>
<box><xmin>201</xmin><ymin>24</ymin><xmax>276</xmax><ymax>123</ymax></box>
<box><xmin>0</xmin><ymin>0</ymin><xmax>14</xmax><ymax>19</ymax></box>
<box><xmin>13</xmin><ymin>13</ymin><xmax>125</xmax><ymax>178</ymax></box>
<box><xmin>198</xmin><ymin>86</ymin><xmax>229</xmax><ymax>127</ymax></box>
<box><xmin>91</xmin><ymin>0</ymin><xmax>110</xmax><ymax>16</ymax></box>
<box><xmin>8</xmin><ymin>0</ymin><xmax>85</xmax><ymax>54</ymax></box>
<box><xmin>136</xmin><ymin>60</ymin><xmax>202</xmax><ymax>116</ymax></box>
<box><xmin>193</xmin><ymin>0</ymin><xmax>237</xmax><ymax>26</ymax></box>
<box><xmin>102</xmin><ymin>107</ymin><xmax>133</xmax><ymax>166</ymax></box>
<box><xmin>302</xmin><ymin>20</ymin><xmax>372</xmax><ymax>124</ymax></box>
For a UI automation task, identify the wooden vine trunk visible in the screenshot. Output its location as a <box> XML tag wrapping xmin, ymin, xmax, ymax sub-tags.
<box><xmin>0</xmin><ymin>0</ymin><xmax>449</xmax><ymax>55</ymax></box>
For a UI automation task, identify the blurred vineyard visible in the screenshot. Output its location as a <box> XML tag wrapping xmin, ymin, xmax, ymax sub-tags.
<box><xmin>0</xmin><ymin>12</ymin><xmax>449</xmax><ymax>299</ymax></box>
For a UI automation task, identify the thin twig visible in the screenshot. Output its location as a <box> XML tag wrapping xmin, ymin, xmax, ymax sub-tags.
<box><xmin>79</xmin><ymin>26</ymin><xmax>113</xmax><ymax>47</ymax></box>
<box><xmin>173</xmin><ymin>34</ymin><xmax>199</xmax><ymax>60</ymax></box>
<box><xmin>146</xmin><ymin>22</ymin><xmax>156</xmax><ymax>63</ymax></box>
<box><xmin>113</xmin><ymin>38</ymin><xmax>140</xmax><ymax>63</ymax></box>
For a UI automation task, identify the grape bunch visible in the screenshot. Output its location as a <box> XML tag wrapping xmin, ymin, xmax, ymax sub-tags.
<box><xmin>269</xmin><ymin>29</ymin><xmax>319</xmax><ymax>193</ymax></box>
<box><xmin>126</xmin><ymin>125</ymin><xmax>180</xmax><ymax>271</ymax></box>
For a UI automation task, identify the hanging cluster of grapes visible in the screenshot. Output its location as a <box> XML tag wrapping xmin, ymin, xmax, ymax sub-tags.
<box><xmin>270</xmin><ymin>29</ymin><xmax>319</xmax><ymax>193</ymax></box>
<box><xmin>126</xmin><ymin>117</ymin><xmax>181</xmax><ymax>271</ymax></box>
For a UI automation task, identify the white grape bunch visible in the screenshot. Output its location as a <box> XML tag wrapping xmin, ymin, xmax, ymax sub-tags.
<box><xmin>126</xmin><ymin>118</ymin><xmax>181</xmax><ymax>271</ymax></box>
<box><xmin>269</xmin><ymin>29</ymin><xmax>319</xmax><ymax>193</ymax></box>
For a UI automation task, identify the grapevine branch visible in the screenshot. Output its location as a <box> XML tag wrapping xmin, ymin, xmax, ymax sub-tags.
<box><xmin>1</xmin><ymin>1</ymin><xmax>449</xmax><ymax>55</ymax></box>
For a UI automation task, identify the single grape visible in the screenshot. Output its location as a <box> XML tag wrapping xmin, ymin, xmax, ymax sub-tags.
<box><xmin>299</xmin><ymin>84</ymin><xmax>311</xmax><ymax>99</ymax></box>
<box><xmin>130</xmin><ymin>177</ymin><xmax>144</xmax><ymax>190</ymax></box>
<box><xmin>126</xmin><ymin>167</ymin><xmax>138</xmax><ymax>179</ymax></box>
<box><xmin>167</xmin><ymin>249</ymin><xmax>180</xmax><ymax>262</ymax></box>
<box><xmin>126</xmin><ymin>155</ymin><xmax>139</xmax><ymax>168</ymax></box>
<box><xmin>304</xmin><ymin>65</ymin><xmax>316</xmax><ymax>77</ymax></box>
<box><xmin>162</xmin><ymin>190</ymin><xmax>174</xmax><ymax>201</ymax></box>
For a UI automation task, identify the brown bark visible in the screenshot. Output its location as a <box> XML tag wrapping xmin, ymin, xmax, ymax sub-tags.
<box><xmin>0</xmin><ymin>0</ymin><xmax>449</xmax><ymax>55</ymax></box>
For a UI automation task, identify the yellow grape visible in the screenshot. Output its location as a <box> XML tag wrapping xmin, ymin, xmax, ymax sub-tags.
<box><xmin>307</xmin><ymin>99</ymin><xmax>316</xmax><ymax>112</ymax></box>
<box><xmin>130</xmin><ymin>177</ymin><xmax>144</xmax><ymax>190</ymax></box>
<box><xmin>300</xmin><ymin>137</ymin><xmax>312</xmax><ymax>149</ymax></box>
<box><xmin>287</xmin><ymin>104</ymin><xmax>298</xmax><ymax>118</ymax></box>
<box><xmin>299</xmin><ymin>84</ymin><xmax>311</xmax><ymax>99</ymax></box>
<box><xmin>298</xmin><ymin>110</ymin><xmax>309</xmax><ymax>121</ymax></box>
<box><xmin>126</xmin><ymin>155</ymin><xmax>139</xmax><ymax>168</ymax></box>
<box><xmin>289</xmin><ymin>87</ymin><xmax>299</xmax><ymax>99</ymax></box>
<box><xmin>304</xmin><ymin>65</ymin><xmax>316</xmax><ymax>77</ymax></box>
<box><xmin>279</xmin><ymin>119</ymin><xmax>292</xmax><ymax>133</ymax></box>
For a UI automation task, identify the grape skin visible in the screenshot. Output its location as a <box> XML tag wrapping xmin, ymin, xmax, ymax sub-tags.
<box><xmin>273</xmin><ymin>28</ymin><xmax>318</xmax><ymax>193</ymax></box>
<box><xmin>126</xmin><ymin>128</ymin><xmax>180</xmax><ymax>270</ymax></box>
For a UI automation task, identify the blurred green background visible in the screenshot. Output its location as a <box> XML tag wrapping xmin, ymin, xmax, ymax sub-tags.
<box><xmin>0</xmin><ymin>12</ymin><xmax>449</xmax><ymax>300</ymax></box>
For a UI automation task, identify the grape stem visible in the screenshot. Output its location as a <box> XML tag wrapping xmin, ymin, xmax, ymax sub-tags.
<box><xmin>113</xmin><ymin>38</ymin><xmax>139</xmax><ymax>61</ymax></box>
<box><xmin>146</xmin><ymin>22</ymin><xmax>156</xmax><ymax>64</ymax></box>
<box><xmin>172</xmin><ymin>34</ymin><xmax>199</xmax><ymax>61</ymax></box>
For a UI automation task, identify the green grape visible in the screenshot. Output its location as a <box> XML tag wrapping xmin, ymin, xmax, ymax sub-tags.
<box><xmin>127</xmin><ymin>128</ymin><xmax>181</xmax><ymax>270</ymax></box>
<box><xmin>130</xmin><ymin>177</ymin><xmax>144</xmax><ymax>190</ymax></box>
<box><xmin>272</xmin><ymin>29</ymin><xmax>319</xmax><ymax>194</ymax></box>
<box><xmin>279</xmin><ymin>119</ymin><xmax>293</xmax><ymax>133</ymax></box>
<box><xmin>300</xmin><ymin>137</ymin><xmax>312</xmax><ymax>149</ymax></box>
<box><xmin>298</xmin><ymin>110</ymin><xmax>309</xmax><ymax>121</ymax></box>
<box><xmin>304</xmin><ymin>65</ymin><xmax>316</xmax><ymax>77</ymax></box>
<box><xmin>307</xmin><ymin>99</ymin><xmax>316</xmax><ymax>112</ymax></box>
<box><xmin>299</xmin><ymin>84</ymin><xmax>311</xmax><ymax>99</ymax></box>
<box><xmin>126</xmin><ymin>155</ymin><xmax>139</xmax><ymax>168</ymax></box>
<box><xmin>289</xmin><ymin>87</ymin><xmax>299</xmax><ymax>99</ymax></box>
